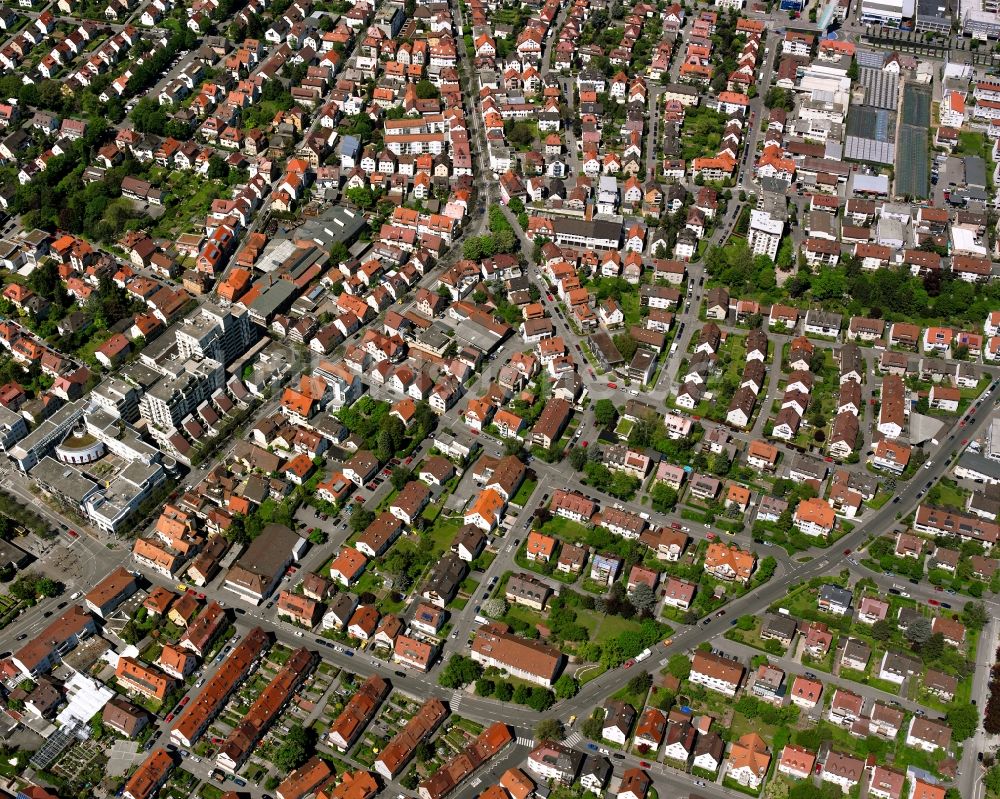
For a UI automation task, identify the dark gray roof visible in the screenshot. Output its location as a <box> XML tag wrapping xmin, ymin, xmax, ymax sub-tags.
<box><xmin>819</xmin><ymin>584</ymin><xmax>853</xmax><ymax>606</ymax></box>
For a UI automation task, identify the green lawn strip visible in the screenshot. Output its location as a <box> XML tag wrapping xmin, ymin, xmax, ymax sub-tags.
<box><xmin>510</xmin><ymin>477</ymin><xmax>538</xmax><ymax>506</ymax></box>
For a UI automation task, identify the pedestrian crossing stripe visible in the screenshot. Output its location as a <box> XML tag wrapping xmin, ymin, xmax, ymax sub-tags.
<box><xmin>516</xmin><ymin>736</ymin><xmax>535</xmax><ymax>747</ymax></box>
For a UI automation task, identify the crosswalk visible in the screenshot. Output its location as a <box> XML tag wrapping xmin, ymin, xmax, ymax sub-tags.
<box><xmin>516</xmin><ymin>736</ymin><xmax>535</xmax><ymax>747</ymax></box>
<box><xmin>450</xmin><ymin>690</ymin><xmax>463</xmax><ymax>712</ymax></box>
<box><xmin>563</xmin><ymin>732</ymin><xmax>582</xmax><ymax>747</ymax></box>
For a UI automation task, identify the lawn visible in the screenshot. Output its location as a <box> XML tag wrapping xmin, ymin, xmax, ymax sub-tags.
<box><xmin>957</xmin><ymin>131</ymin><xmax>987</xmax><ymax>158</ymax></box>
<box><xmin>504</xmin><ymin>603</ymin><xmax>547</xmax><ymax>631</ymax></box>
<box><xmin>511</xmin><ymin>478</ymin><xmax>538</xmax><ymax>506</ymax></box>
<box><xmin>681</xmin><ymin>106</ymin><xmax>728</xmax><ymax>162</ymax></box>
<box><xmin>611</xmin><ymin>680</ymin><xmax>650</xmax><ymax>710</ymax></box>
<box><xmin>540</xmin><ymin>515</ymin><xmax>593</xmax><ymax>543</ymax></box>
<box><xmin>575</xmin><ymin>608</ymin><xmax>671</xmax><ymax>645</ymax></box>
<box><xmin>425</xmin><ymin>515</ymin><xmax>464</xmax><ymax>556</ymax></box>
<box><xmin>152</xmin><ymin>175</ymin><xmax>226</xmax><ymax>239</ymax></box>
<box><xmin>925</xmin><ymin>478</ymin><xmax>968</xmax><ymax>512</ymax></box>
<box><xmin>621</xmin><ymin>292</ymin><xmax>643</xmax><ymax>326</ymax></box>
<box><xmin>724</xmin><ymin>619</ymin><xmax>786</xmax><ymax>656</ymax></box>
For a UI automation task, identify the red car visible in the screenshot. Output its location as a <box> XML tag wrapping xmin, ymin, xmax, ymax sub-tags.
<box><xmin>354</xmin><ymin>495</ymin><xmax>364</xmax><ymax>503</ymax></box>
<box><xmin>582</xmin><ymin>441</ymin><xmax>588</xmax><ymax>447</ymax></box>
<box><xmin>607</xmin><ymin>382</ymin><xmax>617</xmax><ymax>389</ymax></box>
<box><xmin>623</xmin><ymin>659</ymin><xmax>635</xmax><ymax>668</ymax></box>
<box><xmin>197</xmin><ymin>592</ymin><xmax>206</xmax><ymax>600</ymax></box>
<box><xmin>962</xmin><ymin>439</ymin><xmax>969</xmax><ymax>445</ymax></box>
<box><xmin>706</xmin><ymin>532</ymin><xmax>716</xmax><ymax>540</ymax></box>
<box><xmin>67</xmin><ymin>529</ymin><xmax>78</xmax><ymax>538</ymax></box>
<box><xmin>640</xmin><ymin>761</ymin><xmax>651</xmax><ymax>768</ymax></box>
<box><xmin>843</xmin><ymin>549</ymin><xmax>851</xmax><ymax>556</ymax></box>
<box><xmin>165</xmin><ymin>713</ymin><xmax>175</xmax><ymax>722</ymax></box>
<box><xmin>929</xmin><ymin>599</ymin><xmax>940</xmax><ymax>606</ymax></box>
<box><xmin>179</xmin><ymin>696</ymin><xmax>190</xmax><ymax>707</ymax></box>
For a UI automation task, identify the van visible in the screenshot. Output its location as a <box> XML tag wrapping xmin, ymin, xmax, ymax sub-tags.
<box><xmin>70</xmin><ymin>591</ymin><xmax>80</xmax><ymax>600</ymax></box>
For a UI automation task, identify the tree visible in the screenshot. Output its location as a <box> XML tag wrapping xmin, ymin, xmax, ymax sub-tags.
<box><xmin>415</xmin><ymin>79</ymin><xmax>440</xmax><ymax>99</ymax></box>
<box><xmin>206</xmin><ymin>155</ymin><xmax>230</xmax><ymax>181</ymax></box>
<box><xmin>273</xmin><ymin>723</ymin><xmax>314</xmax><ymax>772</ymax></box>
<box><xmin>350</xmin><ymin>505</ymin><xmax>375</xmax><ymax>533</ymax></box>
<box><xmin>613</xmin><ymin>332</ymin><xmax>638</xmax><ymax>362</ymax></box>
<box><xmin>594</xmin><ymin>399</ymin><xmax>618</xmax><ymax>428</ymax></box>
<box><xmin>650</xmin><ymin>482</ymin><xmax>678</xmax><ymax>512</ymax></box>
<box><xmin>494</xmin><ymin>681</ymin><xmax>513</xmax><ymax>701</ymax></box>
<box><xmin>535</xmin><ymin>718</ymin><xmax>564</xmax><ymax>741</ymax></box>
<box><xmin>629</xmin><ymin>583</ymin><xmax>656</xmax><ymax>615</ymax></box>
<box><xmin>475</xmin><ymin>678</ymin><xmax>495</xmax><ymax>696</ymax></box>
<box><xmin>962</xmin><ymin>600</ymin><xmax>989</xmax><ymax>630</ymax></box>
<box><xmin>463</xmin><ymin>237</ymin><xmax>483</xmax><ymax>261</ymax></box>
<box><xmin>345</xmin><ymin>186</ymin><xmax>376</xmax><ymax>210</ymax></box>
<box><xmin>308</xmin><ymin>528</ymin><xmax>326</xmax><ymax>545</ymax></box>
<box><xmin>438</xmin><ymin>654</ymin><xmax>482</xmax><ymax>688</ymax></box>
<box><xmin>330</xmin><ymin>241</ymin><xmax>350</xmax><ymax>266</ymax></box>
<box><xmin>905</xmin><ymin>617</ymin><xmax>932</xmax><ymax>645</ymax></box>
<box><xmin>626</xmin><ymin>670</ymin><xmax>653</xmax><ymax>697</ymax></box>
<box><xmin>582</xmin><ymin>711</ymin><xmax>604</xmax><ymax>740</ymax></box>
<box><xmin>503</xmin><ymin>438</ymin><xmax>525</xmax><ymax>458</ymax></box>
<box><xmin>554</xmin><ymin>674</ymin><xmax>579</xmax><ymax>699</ymax></box>
<box><xmin>414</xmin><ymin>740</ymin><xmax>435</xmax><ymax>763</ymax></box>
<box><xmin>946</xmin><ymin>703</ymin><xmax>979</xmax><ymax>741</ymax></box>
<box><xmin>871</xmin><ymin>619</ymin><xmax>894</xmax><ymax>641</ymax></box>
<box><xmin>983</xmin><ymin>765</ymin><xmax>1000</xmax><ymax>797</ymax></box>
<box><xmin>568</xmin><ymin>447</ymin><xmax>588</xmax><ymax>471</ymax></box>
<box><xmin>920</xmin><ymin>632</ymin><xmax>945</xmax><ymax>662</ymax></box>
<box><xmin>390</xmin><ymin>467</ymin><xmax>411</xmax><ymax>491</ymax></box>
